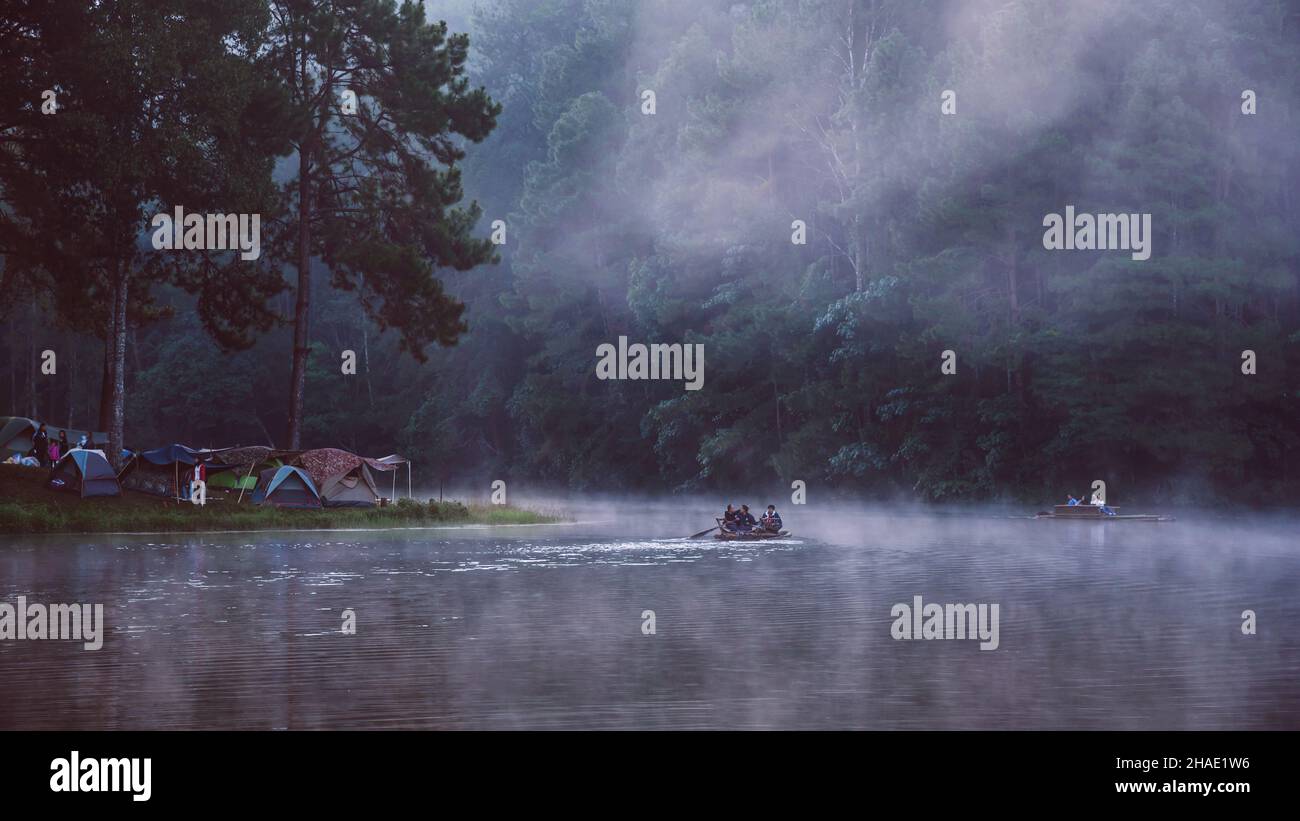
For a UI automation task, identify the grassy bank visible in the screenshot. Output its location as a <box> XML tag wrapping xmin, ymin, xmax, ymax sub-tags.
<box><xmin>0</xmin><ymin>464</ymin><xmax>560</xmax><ymax>534</ymax></box>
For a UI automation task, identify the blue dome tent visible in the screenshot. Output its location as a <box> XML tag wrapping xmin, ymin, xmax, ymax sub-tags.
<box><xmin>251</xmin><ymin>465</ymin><xmax>322</xmax><ymax>509</ymax></box>
<box><xmin>46</xmin><ymin>450</ymin><xmax>121</xmax><ymax>498</ymax></box>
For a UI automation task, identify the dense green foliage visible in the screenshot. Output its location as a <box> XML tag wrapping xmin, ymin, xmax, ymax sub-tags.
<box><xmin>448</xmin><ymin>0</ymin><xmax>1300</xmax><ymax>503</ymax></box>
<box><xmin>3</xmin><ymin>0</ymin><xmax>1299</xmax><ymax>504</ymax></box>
<box><xmin>0</xmin><ymin>0</ymin><xmax>288</xmax><ymax>466</ymax></box>
<box><xmin>257</xmin><ymin>0</ymin><xmax>501</xmax><ymax>446</ymax></box>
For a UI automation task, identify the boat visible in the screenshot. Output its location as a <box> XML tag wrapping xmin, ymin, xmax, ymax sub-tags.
<box><xmin>713</xmin><ymin>518</ymin><xmax>790</xmax><ymax>540</ymax></box>
<box><xmin>1035</xmin><ymin>505</ymin><xmax>1173</xmax><ymax>522</ymax></box>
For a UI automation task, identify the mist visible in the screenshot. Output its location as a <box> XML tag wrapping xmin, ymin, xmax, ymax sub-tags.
<box><xmin>3</xmin><ymin>0</ymin><xmax>1297</xmax><ymax>506</ymax></box>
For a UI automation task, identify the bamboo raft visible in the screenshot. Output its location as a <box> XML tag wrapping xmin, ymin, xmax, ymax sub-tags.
<box><xmin>1035</xmin><ymin>505</ymin><xmax>1173</xmax><ymax>522</ymax></box>
<box><xmin>714</xmin><ymin>518</ymin><xmax>791</xmax><ymax>540</ymax></box>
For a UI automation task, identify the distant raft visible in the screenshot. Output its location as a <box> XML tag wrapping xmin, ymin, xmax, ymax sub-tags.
<box><xmin>713</xmin><ymin>518</ymin><xmax>791</xmax><ymax>540</ymax></box>
<box><xmin>1035</xmin><ymin>505</ymin><xmax>1174</xmax><ymax>522</ymax></box>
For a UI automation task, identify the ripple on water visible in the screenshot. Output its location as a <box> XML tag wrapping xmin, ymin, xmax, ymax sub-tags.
<box><xmin>2</xmin><ymin>517</ymin><xmax>1296</xmax><ymax>730</ymax></box>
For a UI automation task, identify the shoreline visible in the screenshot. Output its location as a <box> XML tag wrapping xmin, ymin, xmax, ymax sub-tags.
<box><xmin>0</xmin><ymin>464</ymin><xmax>562</xmax><ymax>535</ymax></box>
<box><xmin>6</xmin><ymin>519</ymin><xmax>593</xmax><ymax>538</ymax></box>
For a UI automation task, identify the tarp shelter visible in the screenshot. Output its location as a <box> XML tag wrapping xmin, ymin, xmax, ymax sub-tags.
<box><xmin>46</xmin><ymin>450</ymin><xmax>121</xmax><ymax>498</ymax></box>
<box><xmin>251</xmin><ymin>465</ymin><xmax>322</xmax><ymax>509</ymax></box>
<box><xmin>292</xmin><ymin>448</ymin><xmax>407</xmax><ymax>506</ymax></box>
<box><xmin>137</xmin><ymin>443</ymin><xmax>236</xmax><ymax>467</ymax></box>
<box><xmin>117</xmin><ymin>458</ymin><xmax>176</xmax><ymax>497</ymax></box>
<box><xmin>0</xmin><ymin>417</ymin><xmax>107</xmax><ymax>458</ymax></box>
<box><xmin>119</xmin><ymin>443</ymin><xmax>239</xmax><ymax>498</ymax></box>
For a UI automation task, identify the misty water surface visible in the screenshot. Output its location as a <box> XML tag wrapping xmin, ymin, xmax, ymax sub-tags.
<box><xmin>0</xmin><ymin>505</ymin><xmax>1296</xmax><ymax>729</ymax></box>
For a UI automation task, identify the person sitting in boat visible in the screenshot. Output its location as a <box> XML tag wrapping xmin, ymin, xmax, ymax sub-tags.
<box><xmin>1090</xmin><ymin>491</ymin><xmax>1116</xmax><ymax>516</ymax></box>
<box><xmin>1066</xmin><ymin>494</ymin><xmax>1080</xmax><ymax>506</ymax></box>
<box><xmin>735</xmin><ymin>505</ymin><xmax>757</xmax><ymax>532</ymax></box>
<box><xmin>723</xmin><ymin>504</ymin><xmax>740</xmax><ymax>532</ymax></box>
<box><xmin>761</xmin><ymin>505</ymin><xmax>782</xmax><ymax>532</ymax></box>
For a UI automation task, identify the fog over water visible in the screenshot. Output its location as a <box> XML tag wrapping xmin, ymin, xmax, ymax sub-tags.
<box><xmin>1</xmin><ymin>503</ymin><xmax>1295</xmax><ymax>730</ymax></box>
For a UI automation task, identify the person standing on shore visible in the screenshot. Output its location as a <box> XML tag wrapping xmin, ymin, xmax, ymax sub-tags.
<box><xmin>32</xmin><ymin>424</ymin><xmax>50</xmax><ymax>468</ymax></box>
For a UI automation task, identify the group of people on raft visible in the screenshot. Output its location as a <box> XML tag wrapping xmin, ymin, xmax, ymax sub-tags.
<box><xmin>1066</xmin><ymin>491</ymin><xmax>1116</xmax><ymax>516</ymax></box>
<box><xmin>722</xmin><ymin>503</ymin><xmax>783</xmax><ymax>533</ymax></box>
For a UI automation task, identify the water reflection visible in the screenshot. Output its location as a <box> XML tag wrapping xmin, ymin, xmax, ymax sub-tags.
<box><xmin>0</xmin><ymin>508</ymin><xmax>1296</xmax><ymax>729</ymax></box>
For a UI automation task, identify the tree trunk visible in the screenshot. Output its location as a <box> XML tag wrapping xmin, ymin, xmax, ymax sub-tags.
<box><xmin>287</xmin><ymin>146</ymin><xmax>312</xmax><ymax>449</ymax></box>
<box><xmin>1007</xmin><ymin>229</ymin><xmax>1020</xmax><ymax>324</ymax></box>
<box><xmin>362</xmin><ymin>314</ymin><xmax>374</xmax><ymax>408</ymax></box>
<box><xmin>848</xmin><ymin>0</ymin><xmax>870</xmax><ymax>293</ymax></box>
<box><xmin>98</xmin><ymin>338</ymin><xmax>112</xmax><ymax>432</ymax></box>
<box><xmin>27</xmin><ymin>303</ymin><xmax>37</xmax><ymax>418</ymax></box>
<box><xmin>130</xmin><ymin>326</ymin><xmax>143</xmax><ymax>375</ymax></box>
<box><xmin>852</xmin><ymin>215</ymin><xmax>867</xmax><ymax>293</ymax></box>
<box><xmin>67</xmin><ymin>343</ymin><xmax>78</xmax><ymax>429</ymax></box>
<box><xmin>107</xmin><ymin>269</ymin><xmax>128</xmax><ymax>470</ymax></box>
<box><xmin>8</xmin><ymin>324</ymin><xmax>15</xmax><ymax>419</ymax></box>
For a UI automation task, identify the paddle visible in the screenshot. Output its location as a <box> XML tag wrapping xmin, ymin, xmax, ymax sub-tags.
<box><xmin>688</xmin><ymin>525</ymin><xmax>719</xmax><ymax>539</ymax></box>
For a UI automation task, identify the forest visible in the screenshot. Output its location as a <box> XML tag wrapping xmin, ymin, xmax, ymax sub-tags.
<box><xmin>2</xmin><ymin>0</ymin><xmax>1299</xmax><ymax>504</ymax></box>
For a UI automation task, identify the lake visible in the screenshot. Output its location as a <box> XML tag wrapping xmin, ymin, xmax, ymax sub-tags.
<box><xmin>1</xmin><ymin>505</ymin><xmax>1296</xmax><ymax>729</ymax></box>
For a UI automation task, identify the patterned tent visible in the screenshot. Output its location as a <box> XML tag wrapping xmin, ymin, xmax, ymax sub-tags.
<box><xmin>291</xmin><ymin>448</ymin><xmax>410</xmax><ymax>505</ymax></box>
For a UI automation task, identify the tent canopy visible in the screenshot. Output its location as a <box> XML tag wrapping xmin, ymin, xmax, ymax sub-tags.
<box><xmin>46</xmin><ymin>450</ymin><xmax>121</xmax><ymax>498</ymax></box>
<box><xmin>212</xmin><ymin>445</ymin><xmax>297</xmax><ymax>467</ymax></box>
<box><xmin>117</xmin><ymin>444</ymin><xmax>239</xmax><ymax>497</ymax></box>
<box><xmin>292</xmin><ymin>448</ymin><xmax>399</xmax><ymax>485</ymax></box>
<box><xmin>138</xmin><ymin>443</ymin><xmax>238</xmax><ymax>468</ymax></box>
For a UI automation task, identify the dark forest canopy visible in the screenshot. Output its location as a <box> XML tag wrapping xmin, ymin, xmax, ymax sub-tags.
<box><xmin>2</xmin><ymin>0</ymin><xmax>1299</xmax><ymax>504</ymax></box>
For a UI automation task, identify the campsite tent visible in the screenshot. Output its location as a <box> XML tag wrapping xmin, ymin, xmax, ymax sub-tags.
<box><xmin>209</xmin><ymin>446</ymin><xmax>292</xmax><ymax>496</ymax></box>
<box><xmin>46</xmin><ymin>450</ymin><xmax>121</xmax><ymax>498</ymax></box>
<box><xmin>0</xmin><ymin>417</ymin><xmax>38</xmax><ymax>456</ymax></box>
<box><xmin>292</xmin><ymin>448</ymin><xmax>398</xmax><ymax>508</ymax></box>
<box><xmin>0</xmin><ymin>417</ymin><xmax>107</xmax><ymax>458</ymax></box>
<box><xmin>116</xmin><ymin>455</ymin><xmax>178</xmax><ymax>497</ymax></box>
<box><xmin>251</xmin><ymin>465</ymin><xmax>322</xmax><ymax>509</ymax></box>
<box><xmin>292</xmin><ymin>446</ymin><xmax>408</xmax><ymax>504</ymax></box>
<box><xmin>207</xmin><ymin>463</ymin><xmax>275</xmax><ymax>491</ymax></box>
<box><xmin>318</xmin><ymin>463</ymin><xmax>380</xmax><ymax>507</ymax></box>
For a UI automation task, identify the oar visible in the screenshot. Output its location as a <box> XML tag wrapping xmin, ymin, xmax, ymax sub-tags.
<box><xmin>688</xmin><ymin>525</ymin><xmax>720</xmax><ymax>539</ymax></box>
